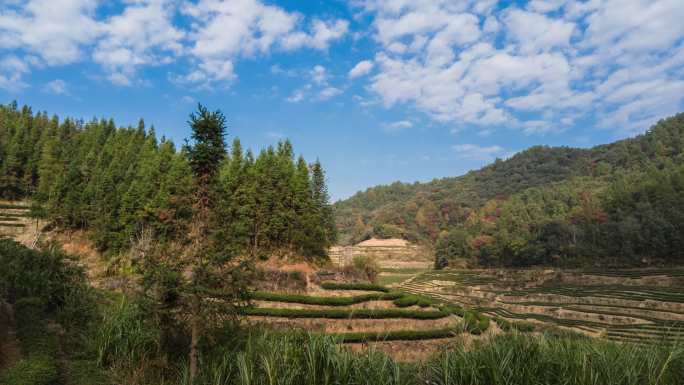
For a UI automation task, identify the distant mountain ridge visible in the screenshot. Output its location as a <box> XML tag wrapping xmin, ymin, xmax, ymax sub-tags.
<box><xmin>334</xmin><ymin>113</ymin><xmax>684</xmax><ymax>246</ymax></box>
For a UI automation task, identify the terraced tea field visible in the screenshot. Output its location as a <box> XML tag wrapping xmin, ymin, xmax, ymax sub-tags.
<box><xmin>0</xmin><ymin>202</ymin><xmax>30</xmax><ymax>238</ymax></box>
<box><xmin>206</xmin><ymin>282</ymin><xmax>493</xmax><ymax>360</ymax></box>
<box><xmin>400</xmin><ymin>268</ymin><xmax>684</xmax><ymax>345</ymax></box>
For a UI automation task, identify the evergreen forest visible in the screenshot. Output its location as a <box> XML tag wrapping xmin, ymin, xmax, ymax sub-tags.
<box><xmin>0</xmin><ymin>101</ymin><xmax>336</xmax><ymax>259</ymax></box>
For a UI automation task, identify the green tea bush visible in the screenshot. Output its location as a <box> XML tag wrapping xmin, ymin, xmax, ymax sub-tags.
<box><xmin>248</xmin><ymin>291</ymin><xmax>402</xmax><ymax>306</ymax></box>
<box><xmin>463</xmin><ymin>311</ymin><xmax>490</xmax><ymax>335</ymax></box>
<box><xmin>320</xmin><ymin>282</ymin><xmax>389</xmax><ymax>292</ymax></box>
<box><xmin>243</xmin><ymin>307</ymin><xmax>449</xmax><ymax>319</ymax></box>
<box><xmin>393</xmin><ymin>295</ymin><xmax>420</xmax><ymax>307</ymax></box>
<box><xmin>495</xmin><ymin>317</ymin><xmax>536</xmax><ymax>333</ymax></box>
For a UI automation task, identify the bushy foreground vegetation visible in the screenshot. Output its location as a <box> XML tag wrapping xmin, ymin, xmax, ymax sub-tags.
<box><xmin>168</xmin><ymin>331</ymin><xmax>684</xmax><ymax>385</ymax></box>
<box><xmin>2</xmin><ymin>239</ymin><xmax>683</xmax><ymax>385</ymax></box>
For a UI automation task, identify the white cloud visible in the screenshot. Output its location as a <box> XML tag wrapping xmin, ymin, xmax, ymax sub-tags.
<box><xmin>356</xmin><ymin>0</ymin><xmax>684</xmax><ymax>135</ymax></box>
<box><xmin>453</xmin><ymin>143</ymin><xmax>508</xmax><ymax>162</ymax></box>
<box><xmin>43</xmin><ymin>79</ymin><xmax>68</xmax><ymax>95</ymax></box>
<box><xmin>349</xmin><ymin>60</ymin><xmax>374</xmax><ymax>78</ymax></box>
<box><xmin>282</xmin><ymin>19</ymin><xmax>349</xmax><ymax>51</ymax></box>
<box><xmin>0</xmin><ymin>0</ymin><xmax>101</xmax><ymax>65</ymax></box>
<box><xmin>318</xmin><ymin>86</ymin><xmax>342</xmax><ymax>100</ymax></box>
<box><xmin>0</xmin><ymin>56</ymin><xmax>28</xmax><ymax>91</ymax></box>
<box><xmin>527</xmin><ymin>0</ymin><xmax>570</xmax><ymax>14</ymax></box>
<box><xmin>181</xmin><ymin>0</ymin><xmax>347</xmax><ymax>86</ymax></box>
<box><xmin>93</xmin><ymin>0</ymin><xmax>184</xmax><ymax>85</ymax></box>
<box><xmin>311</xmin><ymin>65</ymin><xmax>327</xmax><ymax>85</ymax></box>
<box><xmin>503</xmin><ymin>9</ymin><xmax>575</xmax><ymax>54</ymax></box>
<box><xmin>0</xmin><ymin>0</ymin><xmax>349</xmax><ymax>89</ymax></box>
<box><xmin>286</xmin><ymin>89</ymin><xmax>305</xmax><ymax>103</ymax></box>
<box><xmin>382</xmin><ymin>120</ymin><xmax>413</xmax><ymax>132</ymax></box>
<box><xmin>286</xmin><ymin>65</ymin><xmax>344</xmax><ymax>103</ymax></box>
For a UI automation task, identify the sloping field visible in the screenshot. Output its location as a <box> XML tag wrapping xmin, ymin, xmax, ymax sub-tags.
<box><xmin>400</xmin><ymin>268</ymin><xmax>684</xmax><ymax>345</ymax></box>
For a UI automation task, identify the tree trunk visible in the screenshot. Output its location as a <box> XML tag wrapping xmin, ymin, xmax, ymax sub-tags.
<box><xmin>189</xmin><ymin>295</ymin><xmax>200</xmax><ymax>383</ymax></box>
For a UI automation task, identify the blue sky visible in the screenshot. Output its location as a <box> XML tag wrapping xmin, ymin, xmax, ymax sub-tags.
<box><xmin>1</xmin><ymin>0</ymin><xmax>683</xmax><ymax>200</ymax></box>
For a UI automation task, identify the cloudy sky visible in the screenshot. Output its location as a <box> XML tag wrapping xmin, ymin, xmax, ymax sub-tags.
<box><xmin>1</xmin><ymin>0</ymin><xmax>683</xmax><ymax>200</ymax></box>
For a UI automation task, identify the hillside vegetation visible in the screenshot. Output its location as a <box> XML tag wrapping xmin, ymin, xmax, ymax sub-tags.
<box><xmin>335</xmin><ymin>114</ymin><xmax>684</xmax><ymax>267</ymax></box>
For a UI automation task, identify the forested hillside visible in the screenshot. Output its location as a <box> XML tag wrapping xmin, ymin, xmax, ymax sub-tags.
<box><xmin>0</xmin><ymin>102</ymin><xmax>336</xmax><ymax>258</ymax></box>
<box><xmin>336</xmin><ymin>114</ymin><xmax>684</xmax><ymax>267</ymax></box>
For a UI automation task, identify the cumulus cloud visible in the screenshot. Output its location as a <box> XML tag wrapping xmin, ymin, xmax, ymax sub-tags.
<box><xmin>357</xmin><ymin>0</ymin><xmax>684</xmax><ymax>135</ymax></box>
<box><xmin>0</xmin><ymin>0</ymin><xmax>101</xmax><ymax>65</ymax></box>
<box><xmin>180</xmin><ymin>0</ymin><xmax>347</xmax><ymax>87</ymax></box>
<box><xmin>0</xmin><ymin>0</ymin><xmax>348</xmax><ymax>88</ymax></box>
<box><xmin>94</xmin><ymin>0</ymin><xmax>184</xmax><ymax>86</ymax></box>
<box><xmin>43</xmin><ymin>79</ymin><xmax>68</xmax><ymax>95</ymax></box>
<box><xmin>349</xmin><ymin>60</ymin><xmax>374</xmax><ymax>78</ymax></box>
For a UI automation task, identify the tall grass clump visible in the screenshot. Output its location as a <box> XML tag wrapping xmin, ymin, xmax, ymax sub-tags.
<box><xmin>93</xmin><ymin>298</ymin><xmax>161</xmax><ymax>383</ymax></box>
<box><xmin>423</xmin><ymin>332</ymin><xmax>684</xmax><ymax>385</ymax></box>
<box><xmin>194</xmin><ymin>331</ymin><xmax>415</xmax><ymax>385</ymax></box>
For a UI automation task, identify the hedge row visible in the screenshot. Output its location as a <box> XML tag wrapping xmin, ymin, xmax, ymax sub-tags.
<box><xmin>0</xmin><ymin>204</ymin><xmax>29</xmax><ymax>210</ymax></box>
<box><xmin>393</xmin><ymin>295</ymin><xmax>434</xmax><ymax>308</ymax></box>
<box><xmin>320</xmin><ymin>282</ymin><xmax>390</xmax><ymax>292</ymax></box>
<box><xmin>333</xmin><ymin>311</ymin><xmax>492</xmax><ymax>342</ymax></box>
<box><xmin>243</xmin><ymin>307</ymin><xmax>450</xmax><ymax>320</ymax></box>
<box><xmin>249</xmin><ymin>291</ymin><xmax>402</xmax><ymax>306</ymax></box>
<box><xmin>334</xmin><ymin>326</ymin><xmax>462</xmax><ymax>343</ymax></box>
<box><xmin>1</xmin><ymin>298</ymin><xmax>60</xmax><ymax>385</ymax></box>
<box><xmin>0</xmin><ymin>223</ymin><xmax>25</xmax><ymax>228</ymax></box>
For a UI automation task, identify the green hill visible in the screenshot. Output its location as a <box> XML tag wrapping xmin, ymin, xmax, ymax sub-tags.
<box><xmin>334</xmin><ymin>113</ymin><xmax>684</xmax><ymax>267</ymax></box>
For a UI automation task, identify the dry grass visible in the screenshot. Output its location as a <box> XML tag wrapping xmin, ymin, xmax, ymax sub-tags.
<box><xmin>246</xmin><ymin>314</ymin><xmax>462</xmax><ymax>334</ymax></box>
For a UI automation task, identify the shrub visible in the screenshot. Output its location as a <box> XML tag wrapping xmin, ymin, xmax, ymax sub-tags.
<box><xmin>243</xmin><ymin>307</ymin><xmax>449</xmax><ymax>319</ymax></box>
<box><xmin>393</xmin><ymin>295</ymin><xmax>420</xmax><ymax>307</ymax></box>
<box><xmin>495</xmin><ymin>317</ymin><xmax>536</xmax><ymax>333</ymax></box>
<box><xmin>434</xmin><ymin>228</ymin><xmax>470</xmax><ymax>269</ymax></box>
<box><xmin>463</xmin><ymin>311</ymin><xmax>490</xmax><ymax>335</ymax></box>
<box><xmin>0</xmin><ymin>356</ymin><xmax>59</xmax><ymax>385</ymax></box>
<box><xmin>320</xmin><ymin>282</ymin><xmax>389</xmax><ymax>292</ymax></box>
<box><xmin>248</xmin><ymin>291</ymin><xmax>402</xmax><ymax>306</ymax></box>
<box><xmin>14</xmin><ymin>298</ymin><xmax>57</xmax><ymax>357</ymax></box>
<box><xmin>352</xmin><ymin>255</ymin><xmax>381</xmax><ymax>283</ymax></box>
